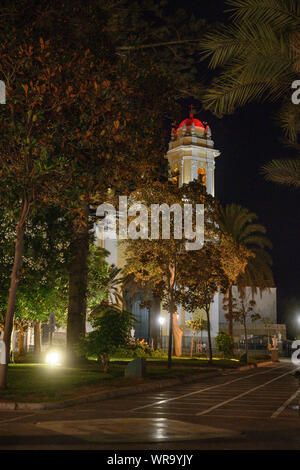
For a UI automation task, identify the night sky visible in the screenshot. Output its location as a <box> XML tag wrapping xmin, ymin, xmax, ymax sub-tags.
<box><xmin>177</xmin><ymin>0</ymin><xmax>300</xmax><ymax>337</ymax></box>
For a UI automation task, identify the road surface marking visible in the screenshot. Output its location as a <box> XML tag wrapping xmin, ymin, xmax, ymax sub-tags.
<box><xmin>130</xmin><ymin>365</ymin><xmax>284</xmax><ymax>412</ymax></box>
<box><xmin>196</xmin><ymin>368</ymin><xmax>299</xmax><ymax>416</ymax></box>
<box><xmin>271</xmin><ymin>388</ymin><xmax>300</xmax><ymax>418</ymax></box>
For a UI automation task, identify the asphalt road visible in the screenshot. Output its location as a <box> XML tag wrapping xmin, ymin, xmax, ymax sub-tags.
<box><xmin>0</xmin><ymin>360</ymin><xmax>300</xmax><ymax>450</ymax></box>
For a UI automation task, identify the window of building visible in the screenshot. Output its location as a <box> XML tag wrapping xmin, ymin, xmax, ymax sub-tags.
<box><xmin>198</xmin><ymin>167</ymin><xmax>206</xmax><ymax>185</ymax></box>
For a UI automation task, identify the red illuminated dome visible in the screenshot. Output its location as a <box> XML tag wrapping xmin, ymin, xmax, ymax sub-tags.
<box><xmin>178</xmin><ymin>114</ymin><xmax>205</xmax><ymax>130</ymax></box>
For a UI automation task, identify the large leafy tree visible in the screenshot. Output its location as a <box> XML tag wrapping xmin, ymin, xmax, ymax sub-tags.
<box><xmin>201</xmin><ymin>0</ymin><xmax>300</xmax><ymax>187</ymax></box>
<box><xmin>3</xmin><ymin>0</ymin><xmax>216</xmax><ymax>362</ymax></box>
<box><xmin>28</xmin><ymin>1</ymin><xmax>187</xmax><ymax>359</ymax></box>
<box><xmin>0</xmin><ymin>20</ymin><xmax>123</xmax><ymax>378</ymax></box>
<box><xmin>178</xmin><ymin>233</ymin><xmax>249</xmax><ymax>362</ymax></box>
<box><xmin>0</xmin><ymin>33</ymin><xmax>73</xmax><ymax>387</ymax></box>
<box><xmin>0</xmin><ymin>0</ymin><xmax>181</xmax><ymax>376</ymax></box>
<box><xmin>178</xmin><ymin>245</ymin><xmax>224</xmax><ymax>363</ymax></box>
<box><xmin>0</xmin><ymin>206</ymin><xmax>70</xmax><ymax>355</ymax></box>
<box><xmin>218</xmin><ymin>203</ymin><xmax>274</xmax><ymax>337</ymax></box>
<box><xmin>124</xmin><ymin>179</ymin><xmax>219</xmax><ymax>367</ymax></box>
<box><xmin>224</xmin><ymin>289</ymin><xmax>260</xmax><ymax>361</ymax></box>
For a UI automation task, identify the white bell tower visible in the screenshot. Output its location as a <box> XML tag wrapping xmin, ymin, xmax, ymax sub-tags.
<box><xmin>166</xmin><ymin>111</ymin><xmax>220</xmax><ymax>195</ymax></box>
<box><xmin>166</xmin><ymin>110</ymin><xmax>221</xmax><ymax>340</ymax></box>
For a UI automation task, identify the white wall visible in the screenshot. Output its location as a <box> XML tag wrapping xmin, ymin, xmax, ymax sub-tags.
<box><xmin>218</xmin><ymin>287</ymin><xmax>277</xmax><ymax>324</ymax></box>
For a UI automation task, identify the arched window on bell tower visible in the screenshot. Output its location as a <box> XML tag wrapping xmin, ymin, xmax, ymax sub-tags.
<box><xmin>198</xmin><ymin>167</ymin><xmax>206</xmax><ymax>186</ymax></box>
<box><xmin>172</xmin><ymin>167</ymin><xmax>179</xmax><ymax>184</ymax></box>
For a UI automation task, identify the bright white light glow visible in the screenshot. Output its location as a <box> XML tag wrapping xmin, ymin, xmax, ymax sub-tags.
<box><xmin>158</xmin><ymin>316</ymin><xmax>165</xmax><ymax>326</ymax></box>
<box><xmin>45</xmin><ymin>351</ymin><xmax>61</xmax><ymax>367</ymax></box>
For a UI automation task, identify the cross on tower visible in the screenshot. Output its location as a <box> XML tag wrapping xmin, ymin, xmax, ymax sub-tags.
<box><xmin>189</xmin><ymin>104</ymin><xmax>195</xmax><ymax>118</ymax></box>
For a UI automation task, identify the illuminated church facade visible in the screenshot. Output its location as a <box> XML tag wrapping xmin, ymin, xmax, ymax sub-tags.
<box><xmin>100</xmin><ymin>113</ymin><xmax>283</xmax><ymax>349</ymax></box>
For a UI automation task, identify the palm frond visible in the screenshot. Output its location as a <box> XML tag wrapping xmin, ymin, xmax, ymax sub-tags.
<box><xmin>201</xmin><ymin>0</ymin><xmax>299</xmax><ymax>142</ymax></box>
<box><xmin>203</xmin><ymin>51</ymin><xmax>293</xmax><ymax>114</ymax></box>
<box><xmin>227</xmin><ymin>0</ymin><xmax>300</xmax><ymax>30</ymax></box>
<box><xmin>240</xmin><ymin>223</ymin><xmax>267</xmax><ymax>239</ymax></box>
<box><xmin>218</xmin><ymin>203</ymin><xmax>274</xmax><ymax>290</ymax></box>
<box><xmin>277</xmin><ymin>99</ymin><xmax>300</xmax><ymax>143</ymax></box>
<box><xmin>262</xmin><ymin>158</ymin><xmax>300</xmax><ymax>187</ymax></box>
<box><xmin>241</xmin><ymin>235</ymin><xmax>273</xmax><ymax>250</ymax></box>
<box><xmin>201</xmin><ymin>24</ymin><xmax>252</xmax><ymax>68</ymax></box>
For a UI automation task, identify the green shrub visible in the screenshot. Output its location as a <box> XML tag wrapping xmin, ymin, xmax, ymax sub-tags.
<box><xmin>215</xmin><ymin>331</ymin><xmax>234</xmax><ymax>357</ymax></box>
<box><xmin>80</xmin><ymin>306</ymin><xmax>134</xmax><ymax>372</ymax></box>
<box><xmin>111</xmin><ymin>346</ymin><xmax>135</xmax><ymax>358</ymax></box>
<box><xmin>112</xmin><ymin>343</ymin><xmax>166</xmax><ymax>359</ymax></box>
<box><xmin>149</xmin><ymin>348</ymin><xmax>166</xmax><ymax>358</ymax></box>
<box><xmin>112</xmin><ymin>339</ymin><xmax>166</xmax><ymax>359</ymax></box>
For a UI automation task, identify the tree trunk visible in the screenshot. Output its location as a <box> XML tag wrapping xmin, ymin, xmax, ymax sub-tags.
<box><xmin>101</xmin><ymin>354</ymin><xmax>110</xmax><ymax>373</ymax></box>
<box><xmin>167</xmin><ymin>263</ymin><xmax>176</xmax><ymax>369</ymax></box>
<box><xmin>244</xmin><ymin>317</ymin><xmax>248</xmax><ymax>363</ymax></box>
<box><xmin>34</xmin><ymin>322</ymin><xmax>41</xmax><ymax>355</ymax></box>
<box><xmin>205</xmin><ymin>307</ymin><xmax>213</xmax><ymax>364</ymax></box>
<box><xmin>18</xmin><ymin>327</ymin><xmax>25</xmax><ymax>355</ymax></box>
<box><xmin>228</xmin><ymin>285</ymin><xmax>233</xmax><ymax>338</ymax></box>
<box><xmin>172</xmin><ymin>311</ymin><xmax>183</xmax><ymax>357</ymax></box>
<box><xmin>0</xmin><ymin>198</ymin><xmax>28</xmax><ymax>389</ymax></box>
<box><xmin>167</xmin><ymin>307</ymin><xmax>173</xmax><ymax>369</ymax></box>
<box><xmin>190</xmin><ymin>332</ymin><xmax>194</xmax><ymax>358</ymax></box>
<box><xmin>67</xmin><ymin>201</ymin><xmax>89</xmax><ymax>362</ymax></box>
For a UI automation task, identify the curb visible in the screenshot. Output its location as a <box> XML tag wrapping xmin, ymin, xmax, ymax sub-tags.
<box><xmin>238</xmin><ymin>361</ymin><xmax>274</xmax><ymax>371</ymax></box>
<box><xmin>257</xmin><ymin>360</ymin><xmax>274</xmax><ymax>368</ymax></box>
<box><xmin>0</xmin><ymin>361</ymin><xmax>274</xmax><ymax>411</ymax></box>
<box><xmin>0</xmin><ymin>370</ymin><xmax>222</xmax><ymax>411</ymax></box>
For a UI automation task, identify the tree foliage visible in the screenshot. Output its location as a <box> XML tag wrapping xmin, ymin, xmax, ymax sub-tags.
<box><xmin>215</xmin><ymin>331</ymin><xmax>234</xmax><ymax>358</ymax></box>
<box><xmin>80</xmin><ymin>305</ymin><xmax>134</xmax><ymax>372</ymax></box>
<box><xmin>124</xmin><ymin>178</ymin><xmax>219</xmax><ymax>366</ymax></box>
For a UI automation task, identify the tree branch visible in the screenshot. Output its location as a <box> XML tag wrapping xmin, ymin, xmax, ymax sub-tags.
<box><xmin>117</xmin><ymin>38</ymin><xmax>202</xmax><ymax>51</ymax></box>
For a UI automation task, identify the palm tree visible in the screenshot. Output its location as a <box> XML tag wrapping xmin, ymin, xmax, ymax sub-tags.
<box><xmin>201</xmin><ymin>0</ymin><xmax>300</xmax><ymax>187</ymax></box>
<box><xmin>218</xmin><ymin>203</ymin><xmax>274</xmax><ymax>337</ymax></box>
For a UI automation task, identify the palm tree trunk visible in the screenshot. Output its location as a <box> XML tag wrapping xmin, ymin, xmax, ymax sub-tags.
<box><xmin>67</xmin><ymin>201</ymin><xmax>89</xmax><ymax>362</ymax></box>
<box><xmin>0</xmin><ymin>198</ymin><xmax>28</xmax><ymax>389</ymax></box>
